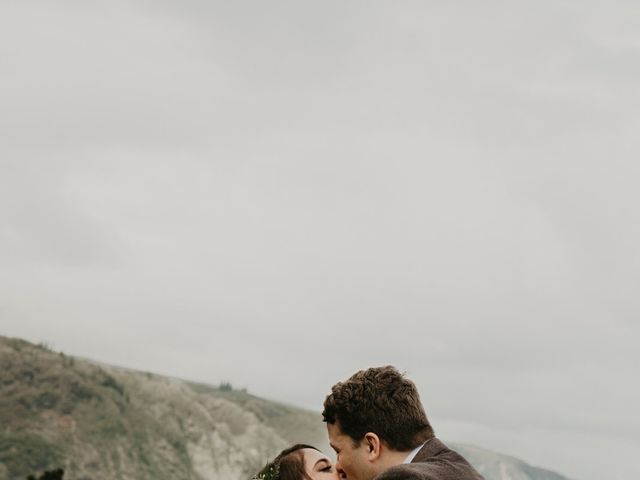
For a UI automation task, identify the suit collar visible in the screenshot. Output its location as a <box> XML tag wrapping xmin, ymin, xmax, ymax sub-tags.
<box><xmin>412</xmin><ymin>437</ymin><xmax>448</xmax><ymax>463</ymax></box>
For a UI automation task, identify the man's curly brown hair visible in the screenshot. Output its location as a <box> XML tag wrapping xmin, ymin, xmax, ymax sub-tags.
<box><xmin>322</xmin><ymin>366</ymin><xmax>434</xmax><ymax>451</ymax></box>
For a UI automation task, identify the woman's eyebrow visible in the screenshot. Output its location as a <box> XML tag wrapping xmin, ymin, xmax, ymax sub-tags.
<box><xmin>314</xmin><ymin>458</ymin><xmax>330</xmax><ymax>468</ymax></box>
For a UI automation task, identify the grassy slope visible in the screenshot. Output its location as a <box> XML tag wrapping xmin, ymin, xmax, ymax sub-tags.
<box><xmin>0</xmin><ymin>336</ymin><xmax>572</xmax><ymax>480</ymax></box>
<box><xmin>0</xmin><ymin>336</ymin><xmax>325</xmax><ymax>480</ymax></box>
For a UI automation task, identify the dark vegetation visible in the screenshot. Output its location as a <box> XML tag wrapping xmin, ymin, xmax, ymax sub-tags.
<box><xmin>26</xmin><ymin>469</ymin><xmax>64</xmax><ymax>480</ymax></box>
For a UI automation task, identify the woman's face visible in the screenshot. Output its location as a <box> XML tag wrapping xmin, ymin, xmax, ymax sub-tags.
<box><xmin>302</xmin><ymin>448</ymin><xmax>339</xmax><ymax>480</ymax></box>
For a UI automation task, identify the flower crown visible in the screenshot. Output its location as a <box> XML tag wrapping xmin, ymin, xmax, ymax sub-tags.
<box><xmin>252</xmin><ymin>463</ymin><xmax>280</xmax><ymax>480</ymax></box>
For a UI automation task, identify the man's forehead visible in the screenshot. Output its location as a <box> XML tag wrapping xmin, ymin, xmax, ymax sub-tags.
<box><xmin>327</xmin><ymin>422</ymin><xmax>343</xmax><ymax>439</ymax></box>
<box><xmin>328</xmin><ymin>422</ymin><xmax>355</xmax><ymax>448</ymax></box>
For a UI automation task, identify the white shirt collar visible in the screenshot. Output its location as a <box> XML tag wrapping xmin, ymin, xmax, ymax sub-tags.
<box><xmin>403</xmin><ymin>442</ymin><xmax>426</xmax><ymax>464</ymax></box>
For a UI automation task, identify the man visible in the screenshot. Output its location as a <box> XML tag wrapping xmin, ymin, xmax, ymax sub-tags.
<box><xmin>323</xmin><ymin>366</ymin><xmax>483</xmax><ymax>480</ymax></box>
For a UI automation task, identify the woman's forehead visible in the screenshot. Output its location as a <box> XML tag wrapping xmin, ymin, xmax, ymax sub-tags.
<box><xmin>302</xmin><ymin>448</ymin><xmax>329</xmax><ymax>465</ymax></box>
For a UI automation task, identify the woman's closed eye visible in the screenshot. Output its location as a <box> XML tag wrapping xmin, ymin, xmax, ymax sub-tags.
<box><xmin>316</xmin><ymin>460</ymin><xmax>334</xmax><ymax>472</ymax></box>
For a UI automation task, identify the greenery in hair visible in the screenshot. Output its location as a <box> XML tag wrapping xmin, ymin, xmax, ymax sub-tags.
<box><xmin>252</xmin><ymin>463</ymin><xmax>280</xmax><ymax>480</ymax></box>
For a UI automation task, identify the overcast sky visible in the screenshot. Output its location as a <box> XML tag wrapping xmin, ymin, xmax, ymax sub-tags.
<box><xmin>1</xmin><ymin>2</ymin><xmax>639</xmax><ymax>479</ymax></box>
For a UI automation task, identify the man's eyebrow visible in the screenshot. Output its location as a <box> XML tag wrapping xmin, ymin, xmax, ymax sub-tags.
<box><xmin>329</xmin><ymin>443</ymin><xmax>338</xmax><ymax>451</ymax></box>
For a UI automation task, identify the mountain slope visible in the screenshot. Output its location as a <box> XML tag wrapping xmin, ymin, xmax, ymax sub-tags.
<box><xmin>453</xmin><ymin>445</ymin><xmax>572</xmax><ymax>480</ymax></box>
<box><xmin>0</xmin><ymin>336</ymin><xmax>572</xmax><ymax>480</ymax></box>
<box><xmin>0</xmin><ymin>336</ymin><xmax>325</xmax><ymax>480</ymax></box>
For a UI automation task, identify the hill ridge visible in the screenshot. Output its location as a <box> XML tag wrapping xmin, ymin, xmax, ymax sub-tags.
<box><xmin>0</xmin><ymin>335</ymin><xmax>572</xmax><ymax>480</ymax></box>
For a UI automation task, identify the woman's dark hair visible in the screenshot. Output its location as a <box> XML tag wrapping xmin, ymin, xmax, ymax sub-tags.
<box><xmin>253</xmin><ymin>444</ymin><xmax>318</xmax><ymax>480</ymax></box>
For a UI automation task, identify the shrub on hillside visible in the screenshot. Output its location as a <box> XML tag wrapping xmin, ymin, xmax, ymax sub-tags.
<box><xmin>27</xmin><ymin>468</ymin><xmax>64</xmax><ymax>480</ymax></box>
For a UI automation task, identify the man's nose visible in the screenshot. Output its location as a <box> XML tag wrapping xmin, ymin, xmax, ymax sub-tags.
<box><xmin>335</xmin><ymin>462</ymin><xmax>347</xmax><ymax>479</ymax></box>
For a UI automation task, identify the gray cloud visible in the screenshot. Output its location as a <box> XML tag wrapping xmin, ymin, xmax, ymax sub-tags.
<box><xmin>1</xmin><ymin>2</ymin><xmax>639</xmax><ymax>480</ymax></box>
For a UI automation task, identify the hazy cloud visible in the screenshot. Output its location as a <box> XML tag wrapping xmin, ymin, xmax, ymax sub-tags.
<box><xmin>1</xmin><ymin>2</ymin><xmax>638</xmax><ymax>480</ymax></box>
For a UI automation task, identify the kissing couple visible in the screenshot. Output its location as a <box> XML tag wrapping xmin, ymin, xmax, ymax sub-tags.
<box><xmin>252</xmin><ymin>366</ymin><xmax>484</xmax><ymax>480</ymax></box>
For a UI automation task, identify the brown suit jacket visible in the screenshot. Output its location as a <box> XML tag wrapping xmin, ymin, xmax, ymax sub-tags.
<box><xmin>375</xmin><ymin>438</ymin><xmax>484</xmax><ymax>480</ymax></box>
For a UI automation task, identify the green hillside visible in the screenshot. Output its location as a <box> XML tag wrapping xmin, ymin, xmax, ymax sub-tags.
<box><xmin>0</xmin><ymin>335</ymin><xmax>573</xmax><ymax>480</ymax></box>
<box><xmin>0</xmin><ymin>336</ymin><xmax>326</xmax><ymax>480</ymax></box>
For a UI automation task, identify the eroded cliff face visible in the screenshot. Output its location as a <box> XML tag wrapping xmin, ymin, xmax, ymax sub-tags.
<box><xmin>0</xmin><ymin>336</ymin><xmax>322</xmax><ymax>480</ymax></box>
<box><xmin>1</xmin><ymin>336</ymin><xmax>572</xmax><ymax>480</ymax></box>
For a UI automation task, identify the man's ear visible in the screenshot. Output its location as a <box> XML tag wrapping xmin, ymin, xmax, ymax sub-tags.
<box><xmin>363</xmin><ymin>432</ymin><xmax>382</xmax><ymax>461</ymax></box>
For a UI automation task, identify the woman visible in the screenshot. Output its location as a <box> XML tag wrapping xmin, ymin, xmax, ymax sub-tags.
<box><xmin>252</xmin><ymin>444</ymin><xmax>339</xmax><ymax>480</ymax></box>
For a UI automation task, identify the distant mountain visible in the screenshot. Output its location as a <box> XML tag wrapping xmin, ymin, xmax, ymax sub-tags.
<box><xmin>453</xmin><ymin>445</ymin><xmax>573</xmax><ymax>480</ymax></box>
<box><xmin>0</xmin><ymin>336</ymin><xmax>573</xmax><ymax>480</ymax></box>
